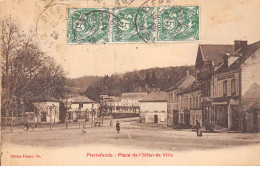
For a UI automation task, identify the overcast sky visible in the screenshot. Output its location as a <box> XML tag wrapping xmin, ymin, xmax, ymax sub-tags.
<box><xmin>1</xmin><ymin>0</ymin><xmax>260</xmax><ymax>78</ymax></box>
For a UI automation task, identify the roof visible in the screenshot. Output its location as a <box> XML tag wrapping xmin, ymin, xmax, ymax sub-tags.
<box><xmin>166</xmin><ymin>75</ymin><xmax>196</xmax><ymax>92</ymax></box>
<box><xmin>229</xmin><ymin>41</ymin><xmax>260</xmax><ymax>68</ymax></box>
<box><xmin>242</xmin><ymin>83</ymin><xmax>260</xmax><ymax>100</ymax></box>
<box><xmin>178</xmin><ymin>82</ymin><xmax>201</xmax><ymax>95</ymax></box>
<box><xmin>31</xmin><ymin>96</ymin><xmax>60</xmax><ymax>102</ymax></box>
<box><xmin>199</xmin><ymin>44</ymin><xmax>234</xmax><ymax>66</ymax></box>
<box><xmin>241</xmin><ymin>83</ymin><xmax>260</xmax><ymax>111</ymax></box>
<box><xmin>139</xmin><ymin>91</ymin><xmax>167</xmax><ymax>102</ymax></box>
<box><xmin>121</xmin><ymin>92</ymin><xmax>147</xmax><ymax>99</ymax></box>
<box><xmin>213</xmin><ymin>41</ymin><xmax>260</xmax><ymax>74</ymax></box>
<box><xmin>69</xmin><ymin>96</ymin><xmax>96</xmax><ymax>103</ymax></box>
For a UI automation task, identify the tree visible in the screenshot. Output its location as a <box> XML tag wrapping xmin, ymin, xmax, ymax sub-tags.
<box><xmin>151</xmin><ymin>69</ymin><xmax>158</xmax><ymax>87</ymax></box>
<box><xmin>1</xmin><ymin>17</ymin><xmax>21</xmax><ymax>117</ymax></box>
<box><xmin>1</xmin><ymin>17</ymin><xmax>66</xmax><ymax>124</ymax></box>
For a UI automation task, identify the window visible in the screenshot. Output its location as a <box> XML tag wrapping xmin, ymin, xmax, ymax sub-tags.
<box><xmin>198</xmin><ymin>96</ymin><xmax>201</xmax><ymax>108</ymax></box>
<box><xmin>223</xmin><ymin>80</ymin><xmax>227</xmax><ymax>96</ymax></box>
<box><xmin>193</xmin><ymin>97</ymin><xmax>195</xmax><ymax>109</ymax></box>
<box><xmin>190</xmin><ymin>97</ymin><xmax>192</xmax><ymax>109</ymax></box>
<box><xmin>231</xmin><ymin>79</ymin><xmax>236</xmax><ymax>96</ymax></box>
<box><xmin>41</xmin><ymin>112</ymin><xmax>46</xmax><ymax>122</ymax></box>
<box><xmin>79</xmin><ymin>104</ymin><xmax>83</xmax><ymax>108</ymax></box>
<box><xmin>196</xmin><ymin>96</ymin><xmax>199</xmax><ymax>108</ymax></box>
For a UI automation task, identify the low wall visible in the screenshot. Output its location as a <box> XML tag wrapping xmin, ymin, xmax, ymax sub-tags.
<box><xmin>112</xmin><ymin>113</ymin><xmax>140</xmax><ymax>119</ymax></box>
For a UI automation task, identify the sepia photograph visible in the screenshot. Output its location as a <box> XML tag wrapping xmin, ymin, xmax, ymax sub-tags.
<box><xmin>0</xmin><ymin>0</ymin><xmax>260</xmax><ymax>166</ymax></box>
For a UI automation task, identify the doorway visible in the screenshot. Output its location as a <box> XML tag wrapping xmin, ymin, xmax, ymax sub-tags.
<box><xmin>154</xmin><ymin>115</ymin><xmax>158</xmax><ymax>123</ymax></box>
<box><xmin>231</xmin><ymin>105</ymin><xmax>240</xmax><ymax>131</ymax></box>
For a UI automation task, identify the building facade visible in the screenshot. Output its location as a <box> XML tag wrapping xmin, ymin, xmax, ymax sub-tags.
<box><xmin>66</xmin><ymin>96</ymin><xmax>99</xmax><ymax>122</ymax></box>
<box><xmin>178</xmin><ymin>82</ymin><xmax>202</xmax><ymax>128</ymax></box>
<box><xmin>166</xmin><ymin>72</ymin><xmax>196</xmax><ymax>127</ymax></box>
<box><xmin>139</xmin><ymin>91</ymin><xmax>167</xmax><ymax>123</ymax></box>
<box><xmin>32</xmin><ymin>96</ymin><xmax>60</xmax><ymax>124</ymax></box>
<box><xmin>195</xmin><ymin>40</ymin><xmax>260</xmax><ymax>131</ymax></box>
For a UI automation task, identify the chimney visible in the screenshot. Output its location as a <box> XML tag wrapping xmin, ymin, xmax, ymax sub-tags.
<box><xmin>186</xmin><ymin>70</ymin><xmax>190</xmax><ymax>77</ymax></box>
<box><xmin>234</xmin><ymin>40</ymin><xmax>247</xmax><ymax>53</ymax></box>
<box><xmin>223</xmin><ymin>53</ymin><xmax>240</xmax><ymax>68</ymax></box>
<box><xmin>223</xmin><ymin>54</ymin><xmax>229</xmax><ymax>68</ymax></box>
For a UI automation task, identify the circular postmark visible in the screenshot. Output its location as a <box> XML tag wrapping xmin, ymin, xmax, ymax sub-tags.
<box><xmin>134</xmin><ymin>0</ymin><xmax>157</xmax><ymax>43</ymax></box>
<box><xmin>68</xmin><ymin>9</ymin><xmax>123</xmax><ymax>44</ymax></box>
<box><xmin>35</xmin><ymin>0</ymin><xmax>67</xmax><ymax>49</ymax></box>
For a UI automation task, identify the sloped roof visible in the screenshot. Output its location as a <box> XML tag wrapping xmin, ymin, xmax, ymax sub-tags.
<box><xmin>242</xmin><ymin>83</ymin><xmax>260</xmax><ymax>100</ymax></box>
<box><xmin>121</xmin><ymin>92</ymin><xmax>147</xmax><ymax>99</ymax></box>
<box><xmin>69</xmin><ymin>96</ymin><xmax>96</xmax><ymax>103</ymax></box>
<box><xmin>230</xmin><ymin>41</ymin><xmax>260</xmax><ymax>68</ymax></box>
<box><xmin>166</xmin><ymin>75</ymin><xmax>196</xmax><ymax>92</ymax></box>
<box><xmin>213</xmin><ymin>41</ymin><xmax>260</xmax><ymax>74</ymax></box>
<box><xmin>199</xmin><ymin>44</ymin><xmax>234</xmax><ymax>66</ymax></box>
<box><xmin>178</xmin><ymin>82</ymin><xmax>201</xmax><ymax>95</ymax></box>
<box><xmin>140</xmin><ymin>91</ymin><xmax>167</xmax><ymax>102</ymax></box>
<box><xmin>241</xmin><ymin>83</ymin><xmax>260</xmax><ymax>111</ymax></box>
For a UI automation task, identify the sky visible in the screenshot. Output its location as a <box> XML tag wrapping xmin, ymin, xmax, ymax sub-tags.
<box><xmin>1</xmin><ymin>0</ymin><xmax>260</xmax><ymax>78</ymax></box>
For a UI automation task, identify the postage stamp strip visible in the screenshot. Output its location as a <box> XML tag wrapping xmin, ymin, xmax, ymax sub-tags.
<box><xmin>67</xmin><ymin>5</ymin><xmax>199</xmax><ymax>44</ymax></box>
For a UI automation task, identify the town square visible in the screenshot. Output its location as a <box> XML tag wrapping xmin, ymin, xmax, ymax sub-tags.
<box><xmin>1</xmin><ymin>0</ymin><xmax>260</xmax><ymax>166</ymax></box>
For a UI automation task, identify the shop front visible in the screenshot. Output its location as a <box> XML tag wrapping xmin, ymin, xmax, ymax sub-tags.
<box><xmin>212</xmin><ymin>98</ymin><xmax>241</xmax><ymax>131</ymax></box>
<box><xmin>202</xmin><ymin>101</ymin><xmax>213</xmax><ymax>130</ymax></box>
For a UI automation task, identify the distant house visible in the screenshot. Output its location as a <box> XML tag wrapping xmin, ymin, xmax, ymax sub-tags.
<box><xmin>139</xmin><ymin>91</ymin><xmax>167</xmax><ymax>123</ymax></box>
<box><xmin>120</xmin><ymin>92</ymin><xmax>147</xmax><ymax>113</ymax></box>
<box><xmin>67</xmin><ymin>96</ymin><xmax>99</xmax><ymax>122</ymax></box>
<box><xmin>166</xmin><ymin>72</ymin><xmax>196</xmax><ymax>127</ymax></box>
<box><xmin>106</xmin><ymin>96</ymin><xmax>122</xmax><ymax>114</ymax></box>
<box><xmin>32</xmin><ymin>96</ymin><xmax>60</xmax><ymax>124</ymax></box>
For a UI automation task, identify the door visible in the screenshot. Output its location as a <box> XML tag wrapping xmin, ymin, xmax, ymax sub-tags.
<box><xmin>154</xmin><ymin>115</ymin><xmax>158</xmax><ymax>123</ymax></box>
<box><xmin>173</xmin><ymin>110</ymin><xmax>179</xmax><ymax>126</ymax></box>
<box><xmin>184</xmin><ymin>110</ymin><xmax>190</xmax><ymax>127</ymax></box>
<box><xmin>41</xmin><ymin>112</ymin><xmax>46</xmax><ymax>122</ymax></box>
<box><xmin>231</xmin><ymin>105</ymin><xmax>240</xmax><ymax>130</ymax></box>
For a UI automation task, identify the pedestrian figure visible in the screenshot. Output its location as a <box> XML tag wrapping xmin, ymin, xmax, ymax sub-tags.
<box><xmin>24</xmin><ymin>123</ymin><xmax>27</xmax><ymax>131</ymax></box>
<box><xmin>24</xmin><ymin>123</ymin><xmax>29</xmax><ymax>131</ymax></box>
<box><xmin>82</xmin><ymin>124</ymin><xmax>87</xmax><ymax>135</ymax></box>
<box><xmin>116</xmin><ymin>121</ymin><xmax>120</xmax><ymax>133</ymax></box>
<box><xmin>196</xmin><ymin>120</ymin><xmax>202</xmax><ymax>136</ymax></box>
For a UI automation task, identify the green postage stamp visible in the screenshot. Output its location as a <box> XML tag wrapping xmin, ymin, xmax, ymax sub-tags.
<box><xmin>67</xmin><ymin>6</ymin><xmax>199</xmax><ymax>44</ymax></box>
<box><xmin>112</xmin><ymin>7</ymin><xmax>155</xmax><ymax>42</ymax></box>
<box><xmin>157</xmin><ymin>6</ymin><xmax>199</xmax><ymax>41</ymax></box>
<box><xmin>67</xmin><ymin>8</ymin><xmax>110</xmax><ymax>44</ymax></box>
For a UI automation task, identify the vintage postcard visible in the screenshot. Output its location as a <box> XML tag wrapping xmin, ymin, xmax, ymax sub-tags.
<box><xmin>0</xmin><ymin>0</ymin><xmax>260</xmax><ymax>166</ymax></box>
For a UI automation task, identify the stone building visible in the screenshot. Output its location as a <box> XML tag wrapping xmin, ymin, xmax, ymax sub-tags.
<box><xmin>66</xmin><ymin>96</ymin><xmax>99</xmax><ymax>122</ymax></box>
<box><xmin>211</xmin><ymin>41</ymin><xmax>260</xmax><ymax>131</ymax></box>
<box><xmin>195</xmin><ymin>40</ymin><xmax>260</xmax><ymax>131</ymax></box>
<box><xmin>32</xmin><ymin>96</ymin><xmax>60</xmax><ymax>124</ymax></box>
<box><xmin>166</xmin><ymin>72</ymin><xmax>196</xmax><ymax>127</ymax></box>
<box><xmin>177</xmin><ymin>82</ymin><xmax>202</xmax><ymax>128</ymax></box>
<box><xmin>139</xmin><ymin>91</ymin><xmax>167</xmax><ymax>123</ymax></box>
